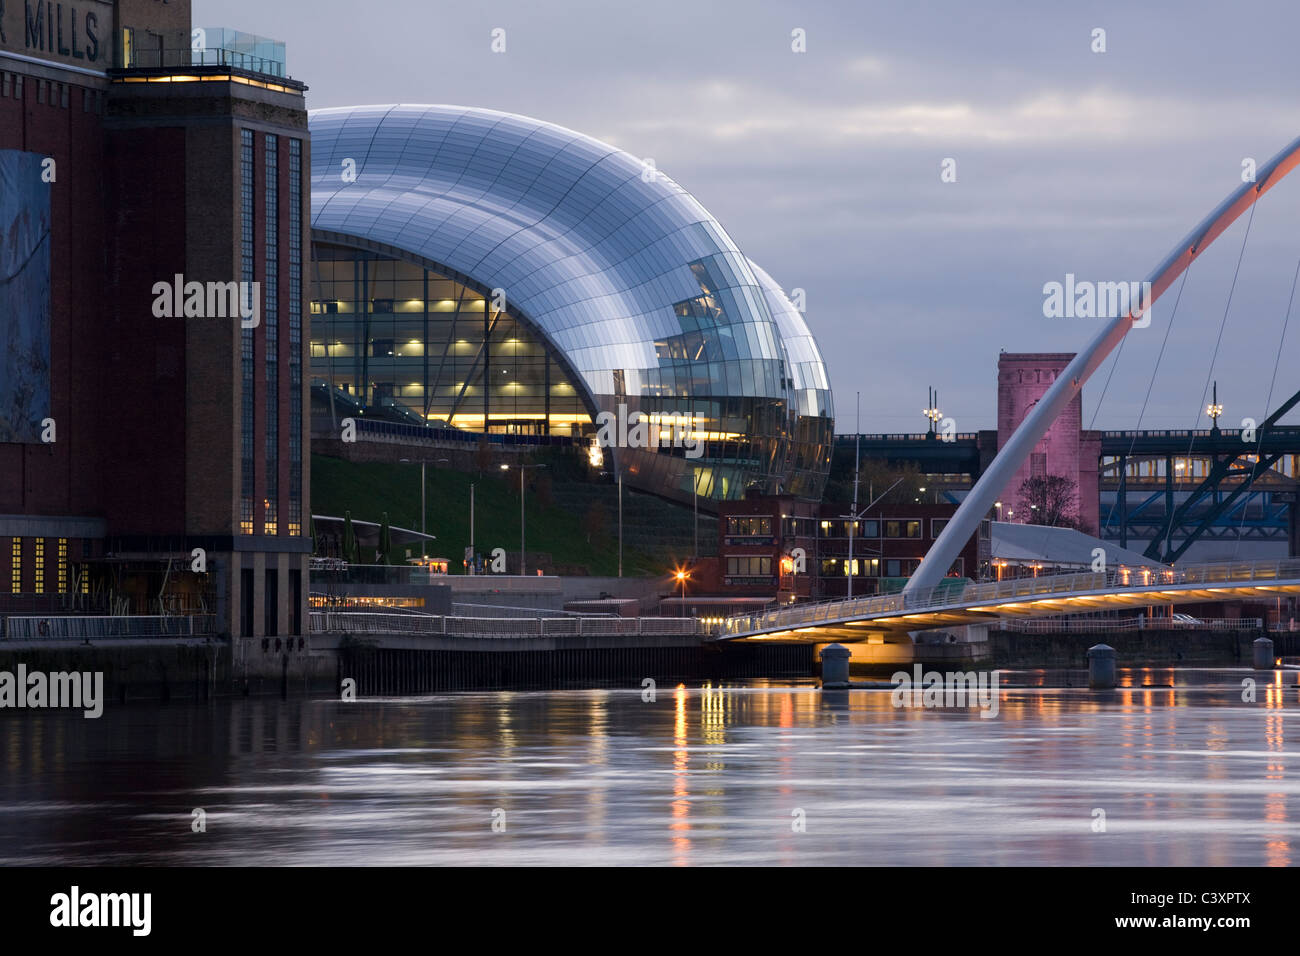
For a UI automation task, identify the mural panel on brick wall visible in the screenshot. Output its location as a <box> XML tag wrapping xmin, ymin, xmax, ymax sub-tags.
<box><xmin>0</xmin><ymin>149</ymin><xmax>51</xmax><ymax>444</ymax></box>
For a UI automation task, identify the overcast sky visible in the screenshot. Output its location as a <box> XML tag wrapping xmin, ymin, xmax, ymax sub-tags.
<box><xmin>197</xmin><ymin>0</ymin><xmax>1300</xmax><ymax>434</ymax></box>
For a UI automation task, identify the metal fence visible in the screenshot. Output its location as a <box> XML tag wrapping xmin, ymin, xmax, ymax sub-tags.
<box><xmin>722</xmin><ymin>558</ymin><xmax>1300</xmax><ymax>637</ymax></box>
<box><xmin>311</xmin><ymin>612</ymin><xmax>700</xmax><ymax>638</ymax></box>
<box><xmin>998</xmin><ymin>617</ymin><xmax>1264</xmax><ymax>633</ymax></box>
<box><xmin>4</xmin><ymin>615</ymin><xmax>217</xmax><ymax>641</ymax></box>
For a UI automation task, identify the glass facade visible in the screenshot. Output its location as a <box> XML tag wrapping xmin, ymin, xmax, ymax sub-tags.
<box><xmin>264</xmin><ymin>134</ymin><xmax>279</xmax><ymax>536</ymax></box>
<box><xmin>239</xmin><ymin>129</ymin><xmax>255</xmax><ymax>535</ymax></box>
<box><xmin>310</xmin><ymin>246</ymin><xmax>591</xmax><ymax>435</ymax></box>
<box><xmin>309</xmin><ymin>105</ymin><xmax>834</xmax><ymax>503</ymax></box>
<box><xmin>288</xmin><ymin>138</ymin><xmax>304</xmax><ymax>536</ymax></box>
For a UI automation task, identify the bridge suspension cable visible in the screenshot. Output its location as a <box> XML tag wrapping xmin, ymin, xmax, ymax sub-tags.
<box><xmin>1230</xmin><ymin>251</ymin><xmax>1299</xmax><ymax>557</ymax></box>
<box><xmin>908</xmin><ymin>133</ymin><xmax>1300</xmax><ymax>595</ymax></box>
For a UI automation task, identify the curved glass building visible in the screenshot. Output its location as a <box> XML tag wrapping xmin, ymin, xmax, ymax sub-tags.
<box><xmin>309</xmin><ymin>104</ymin><xmax>833</xmax><ymax>503</ymax></box>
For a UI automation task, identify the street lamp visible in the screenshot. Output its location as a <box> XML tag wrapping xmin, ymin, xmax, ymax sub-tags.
<box><xmin>501</xmin><ymin>462</ymin><xmax>547</xmax><ymax>575</ymax></box>
<box><xmin>674</xmin><ymin>568</ymin><xmax>690</xmax><ymax>617</ymax></box>
<box><xmin>1207</xmin><ymin>380</ymin><xmax>1223</xmax><ymax>433</ymax></box>
<box><xmin>599</xmin><ymin>468</ymin><xmax>625</xmax><ymax>578</ymax></box>
<box><xmin>399</xmin><ymin>456</ymin><xmax>449</xmax><ymax>550</ymax></box>
<box><xmin>923</xmin><ymin>386</ymin><xmax>942</xmax><ymax>436</ymax></box>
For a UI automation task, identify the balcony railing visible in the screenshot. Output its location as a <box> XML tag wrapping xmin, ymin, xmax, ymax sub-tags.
<box><xmin>115</xmin><ymin>46</ymin><xmax>292</xmax><ymax>80</ymax></box>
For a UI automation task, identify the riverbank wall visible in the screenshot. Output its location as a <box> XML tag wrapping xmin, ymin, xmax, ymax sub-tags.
<box><xmin>0</xmin><ymin>633</ymin><xmax>814</xmax><ymax>699</ymax></box>
<box><xmin>987</xmin><ymin>627</ymin><xmax>1290</xmax><ymax>668</ymax></box>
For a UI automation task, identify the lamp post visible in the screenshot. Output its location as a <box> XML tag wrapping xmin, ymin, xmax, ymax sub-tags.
<box><xmin>399</xmin><ymin>457</ymin><xmax>448</xmax><ymax>551</ymax></box>
<box><xmin>674</xmin><ymin>569</ymin><xmax>690</xmax><ymax>617</ymax></box>
<box><xmin>501</xmin><ymin>462</ymin><xmax>547</xmax><ymax>575</ymax></box>
<box><xmin>599</xmin><ymin>468</ymin><xmax>625</xmax><ymax>577</ymax></box>
<box><xmin>924</xmin><ymin>386</ymin><xmax>943</xmax><ymax>438</ymax></box>
<box><xmin>1207</xmin><ymin>380</ymin><xmax>1223</xmax><ymax>435</ymax></box>
<box><xmin>693</xmin><ymin>471</ymin><xmax>699</xmax><ymax>559</ymax></box>
<box><xmin>849</xmin><ymin>391</ymin><xmax>860</xmax><ymax>598</ymax></box>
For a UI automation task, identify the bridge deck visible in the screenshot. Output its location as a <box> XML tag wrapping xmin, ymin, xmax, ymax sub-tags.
<box><xmin>718</xmin><ymin>559</ymin><xmax>1300</xmax><ymax>642</ymax></box>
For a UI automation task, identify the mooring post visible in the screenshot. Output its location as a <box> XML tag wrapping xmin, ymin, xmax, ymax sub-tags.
<box><xmin>821</xmin><ymin>644</ymin><xmax>851</xmax><ymax>689</ymax></box>
<box><xmin>1087</xmin><ymin>643</ymin><xmax>1116</xmax><ymax>690</ymax></box>
<box><xmin>1253</xmin><ymin>636</ymin><xmax>1275</xmax><ymax>670</ymax></box>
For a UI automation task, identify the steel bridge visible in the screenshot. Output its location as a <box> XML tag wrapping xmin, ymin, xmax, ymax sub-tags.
<box><xmin>833</xmin><ymin>423</ymin><xmax>1300</xmax><ymax>556</ymax></box>
<box><xmin>716</xmin><ymin>558</ymin><xmax>1300</xmax><ymax>642</ymax></box>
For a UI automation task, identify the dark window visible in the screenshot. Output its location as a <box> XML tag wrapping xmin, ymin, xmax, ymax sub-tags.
<box><xmin>241</xmin><ymin>568</ymin><xmax>255</xmax><ymax>635</ymax></box>
<box><xmin>884</xmin><ymin>520</ymin><xmax>921</xmax><ymax>539</ymax></box>
<box><xmin>725</xmin><ymin>556</ymin><xmax>772</xmax><ymax>576</ymax></box>
<box><xmin>289</xmin><ymin>569</ymin><xmax>302</xmax><ymax>635</ymax></box>
<box><xmin>264</xmin><ymin>569</ymin><xmax>279</xmax><ymax>637</ymax></box>
<box><xmin>931</xmin><ymin>518</ymin><xmax>949</xmax><ymax>538</ymax></box>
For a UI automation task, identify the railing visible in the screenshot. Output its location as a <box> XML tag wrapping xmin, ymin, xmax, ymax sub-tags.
<box><xmin>837</xmin><ymin>433</ymin><xmax>981</xmax><ymax>442</ymax></box>
<box><xmin>998</xmin><ymin>617</ymin><xmax>1264</xmax><ymax>633</ymax></box>
<box><xmin>4</xmin><ymin>615</ymin><xmax>217</xmax><ymax>641</ymax></box>
<box><xmin>311</xmin><ymin>612</ymin><xmax>700</xmax><ymax>637</ymax></box>
<box><xmin>344</xmin><ymin>414</ymin><xmax>577</xmax><ymax>449</ymax></box>
<box><xmin>450</xmin><ymin>602</ymin><xmax>597</xmax><ymax>619</ymax></box>
<box><xmin>117</xmin><ymin>46</ymin><xmax>289</xmax><ymax>79</ymax></box>
<box><xmin>721</xmin><ymin>558</ymin><xmax>1300</xmax><ymax>637</ymax></box>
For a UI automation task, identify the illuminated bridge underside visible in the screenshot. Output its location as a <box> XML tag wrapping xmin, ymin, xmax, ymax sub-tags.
<box><xmin>719</xmin><ymin>560</ymin><xmax>1300</xmax><ymax>642</ymax></box>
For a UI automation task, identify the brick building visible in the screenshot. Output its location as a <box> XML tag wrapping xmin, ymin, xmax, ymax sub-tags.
<box><xmin>996</xmin><ymin>352</ymin><xmax>1101</xmax><ymax>533</ymax></box>
<box><xmin>0</xmin><ymin>1</ymin><xmax>310</xmax><ymax>639</ymax></box>
<box><xmin>671</xmin><ymin>490</ymin><xmax>982</xmax><ymax>615</ymax></box>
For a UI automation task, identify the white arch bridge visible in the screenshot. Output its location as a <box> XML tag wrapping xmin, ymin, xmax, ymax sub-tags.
<box><xmin>715</xmin><ymin>559</ymin><xmax>1300</xmax><ymax>643</ymax></box>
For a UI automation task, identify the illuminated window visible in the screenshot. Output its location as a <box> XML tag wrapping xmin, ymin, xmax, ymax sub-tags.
<box><xmin>10</xmin><ymin>539</ymin><xmax>20</xmax><ymax>593</ymax></box>
<box><xmin>726</xmin><ymin>517</ymin><xmax>772</xmax><ymax>537</ymax></box>
<box><xmin>33</xmin><ymin>538</ymin><xmax>44</xmax><ymax>594</ymax></box>
<box><xmin>57</xmin><ymin>538</ymin><xmax>68</xmax><ymax>593</ymax></box>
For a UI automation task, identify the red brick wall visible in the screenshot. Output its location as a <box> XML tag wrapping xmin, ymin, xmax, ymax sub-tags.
<box><xmin>996</xmin><ymin>353</ymin><xmax>1099</xmax><ymax>533</ymax></box>
<box><xmin>101</xmin><ymin>124</ymin><xmax>189</xmax><ymax>533</ymax></box>
<box><xmin>0</xmin><ymin>69</ymin><xmax>107</xmax><ymax>519</ymax></box>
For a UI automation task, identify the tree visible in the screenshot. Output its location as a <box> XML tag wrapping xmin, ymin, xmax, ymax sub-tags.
<box><xmin>1016</xmin><ymin>475</ymin><xmax>1082</xmax><ymax>529</ymax></box>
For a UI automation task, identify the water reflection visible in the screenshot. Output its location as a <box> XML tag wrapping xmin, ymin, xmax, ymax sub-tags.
<box><xmin>1</xmin><ymin>669</ymin><xmax>1298</xmax><ymax>865</ymax></box>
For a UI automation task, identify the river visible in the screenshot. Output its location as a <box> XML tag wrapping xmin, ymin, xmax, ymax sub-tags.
<box><xmin>2</xmin><ymin>668</ymin><xmax>1297</xmax><ymax>865</ymax></box>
